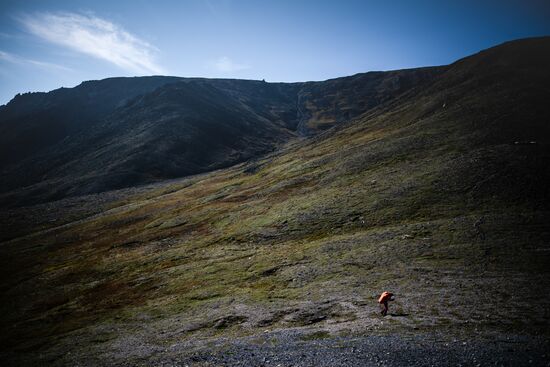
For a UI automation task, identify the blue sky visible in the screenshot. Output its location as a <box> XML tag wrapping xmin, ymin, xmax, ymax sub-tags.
<box><xmin>1</xmin><ymin>0</ymin><xmax>549</xmax><ymax>105</ymax></box>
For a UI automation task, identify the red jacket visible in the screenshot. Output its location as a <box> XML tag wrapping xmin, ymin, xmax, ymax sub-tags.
<box><xmin>378</xmin><ymin>291</ymin><xmax>393</xmax><ymax>303</ymax></box>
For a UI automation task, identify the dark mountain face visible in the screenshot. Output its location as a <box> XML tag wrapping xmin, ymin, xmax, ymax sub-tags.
<box><xmin>1</xmin><ymin>37</ymin><xmax>549</xmax><ymax>207</ymax></box>
<box><xmin>0</xmin><ymin>76</ymin><xmax>184</xmax><ymax>168</ymax></box>
<box><xmin>0</xmin><ymin>67</ymin><xmax>441</xmax><ymax>206</ymax></box>
<box><xmin>40</xmin><ymin>81</ymin><xmax>299</xmax><ymax>196</ymax></box>
<box><xmin>295</xmin><ymin>66</ymin><xmax>446</xmax><ymax>135</ymax></box>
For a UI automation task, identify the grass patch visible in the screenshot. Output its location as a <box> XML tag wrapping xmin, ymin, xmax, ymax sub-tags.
<box><xmin>300</xmin><ymin>331</ymin><xmax>331</xmax><ymax>341</ymax></box>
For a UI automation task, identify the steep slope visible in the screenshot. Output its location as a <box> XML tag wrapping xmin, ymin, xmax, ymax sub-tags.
<box><xmin>0</xmin><ymin>69</ymin><xmax>442</xmax><ymax>206</ymax></box>
<box><xmin>0</xmin><ymin>76</ymin><xmax>184</xmax><ymax>168</ymax></box>
<box><xmin>296</xmin><ymin>66</ymin><xmax>444</xmax><ymax>134</ymax></box>
<box><xmin>1</xmin><ymin>37</ymin><xmax>549</xmax><ymax>365</ymax></box>
<box><xmin>0</xmin><ymin>80</ymin><xmax>299</xmax><ymax>204</ymax></box>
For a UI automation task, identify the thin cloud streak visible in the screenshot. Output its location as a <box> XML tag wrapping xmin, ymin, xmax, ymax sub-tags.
<box><xmin>19</xmin><ymin>12</ymin><xmax>164</xmax><ymax>74</ymax></box>
<box><xmin>0</xmin><ymin>50</ymin><xmax>72</xmax><ymax>72</ymax></box>
<box><xmin>212</xmin><ymin>56</ymin><xmax>249</xmax><ymax>72</ymax></box>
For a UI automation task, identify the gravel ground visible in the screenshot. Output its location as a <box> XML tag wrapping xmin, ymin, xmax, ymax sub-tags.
<box><xmin>132</xmin><ymin>331</ymin><xmax>550</xmax><ymax>367</ymax></box>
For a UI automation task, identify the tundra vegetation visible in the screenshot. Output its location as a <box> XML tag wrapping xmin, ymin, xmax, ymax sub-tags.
<box><xmin>0</xmin><ymin>38</ymin><xmax>549</xmax><ymax>365</ymax></box>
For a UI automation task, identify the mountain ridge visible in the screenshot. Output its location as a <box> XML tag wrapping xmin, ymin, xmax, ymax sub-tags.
<box><xmin>0</xmin><ymin>64</ymin><xmax>444</xmax><ymax>206</ymax></box>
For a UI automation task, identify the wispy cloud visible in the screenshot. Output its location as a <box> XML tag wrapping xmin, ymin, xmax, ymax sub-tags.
<box><xmin>0</xmin><ymin>50</ymin><xmax>72</xmax><ymax>72</ymax></box>
<box><xmin>212</xmin><ymin>56</ymin><xmax>249</xmax><ymax>72</ymax></box>
<box><xmin>0</xmin><ymin>32</ymin><xmax>16</xmax><ymax>39</ymax></box>
<box><xmin>19</xmin><ymin>12</ymin><xmax>164</xmax><ymax>75</ymax></box>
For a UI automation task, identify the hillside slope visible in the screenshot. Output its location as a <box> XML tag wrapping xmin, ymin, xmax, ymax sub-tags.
<box><xmin>0</xmin><ymin>37</ymin><xmax>549</xmax><ymax>365</ymax></box>
<box><xmin>0</xmin><ymin>76</ymin><xmax>184</xmax><ymax>167</ymax></box>
<box><xmin>0</xmin><ymin>68</ymin><xmax>442</xmax><ymax>206</ymax></box>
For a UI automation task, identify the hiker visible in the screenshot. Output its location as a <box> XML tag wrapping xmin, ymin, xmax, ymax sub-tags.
<box><xmin>378</xmin><ymin>291</ymin><xmax>394</xmax><ymax>316</ymax></box>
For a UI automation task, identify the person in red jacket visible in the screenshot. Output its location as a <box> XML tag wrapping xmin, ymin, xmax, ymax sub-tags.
<box><xmin>378</xmin><ymin>291</ymin><xmax>394</xmax><ymax>316</ymax></box>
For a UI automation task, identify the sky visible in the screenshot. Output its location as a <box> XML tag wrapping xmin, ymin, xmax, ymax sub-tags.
<box><xmin>0</xmin><ymin>0</ymin><xmax>549</xmax><ymax>105</ymax></box>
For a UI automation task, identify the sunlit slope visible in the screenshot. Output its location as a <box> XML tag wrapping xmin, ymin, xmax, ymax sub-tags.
<box><xmin>1</xmin><ymin>37</ymin><xmax>549</xmax><ymax>364</ymax></box>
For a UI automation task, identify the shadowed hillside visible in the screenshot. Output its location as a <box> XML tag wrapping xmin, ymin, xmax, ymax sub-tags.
<box><xmin>0</xmin><ymin>68</ymin><xmax>442</xmax><ymax>206</ymax></box>
<box><xmin>0</xmin><ymin>76</ymin><xmax>184</xmax><ymax>167</ymax></box>
<box><xmin>0</xmin><ymin>37</ymin><xmax>549</xmax><ymax>366</ymax></box>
